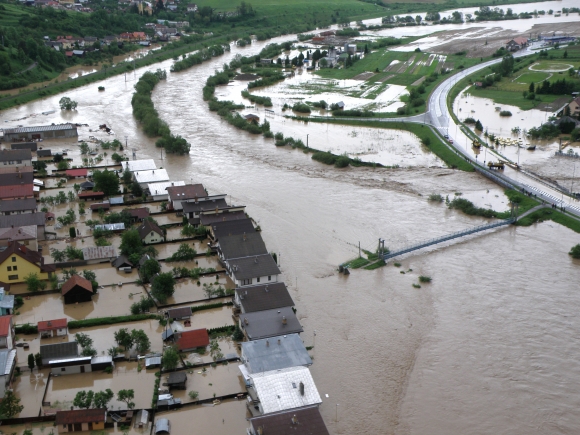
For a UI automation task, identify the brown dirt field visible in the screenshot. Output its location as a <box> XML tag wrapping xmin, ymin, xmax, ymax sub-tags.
<box><xmin>352</xmin><ymin>72</ymin><xmax>376</xmax><ymax>80</ymax></box>
<box><xmin>429</xmin><ymin>22</ymin><xmax>580</xmax><ymax>58</ymax></box>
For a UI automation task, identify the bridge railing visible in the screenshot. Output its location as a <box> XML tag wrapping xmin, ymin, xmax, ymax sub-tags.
<box><xmin>381</xmin><ymin>218</ymin><xmax>514</xmax><ymax>260</ymax></box>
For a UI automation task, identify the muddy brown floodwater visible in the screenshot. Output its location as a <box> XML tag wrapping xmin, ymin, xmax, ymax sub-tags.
<box><xmin>2</xmin><ymin>20</ymin><xmax>580</xmax><ymax>434</ymax></box>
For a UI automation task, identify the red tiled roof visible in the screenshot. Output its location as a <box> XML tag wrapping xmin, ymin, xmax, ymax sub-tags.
<box><xmin>66</xmin><ymin>168</ymin><xmax>88</xmax><ymax>177</ymax></box>
<box><xmin>0</xmin><ymin>184</ymin><xmax>34</xmax><ymax>199</ymax></box>
<box><xmin>37</xmin><ymin>318</ymin><xmax>68</xmax><ymax>332</ymax></box>
<box><xmin>0</xmin><ymin>316</ymin><xmax>12</xmax><ymax>337</ymax></box>
<box><xmin>177</xmin><ymin>329</ymin><xmax>209</xmax><ymax>351</ymax></box>
<box><xmin>55</xmin><ymin>409</ymin><xmax>106</xmax><ymax>425</ymax></box>
<box><xmin>513</xmin><ymin>37</ymin><xmax>528</xmax><ymax>45</ymax></box>
<box><xmin>61</xmin><ymin>275</ymin><xmax>93</xmax><ymax>295</ymax></box>
<box><xmin>0</xmin><ymin>242</ymin><xmax>51</xmax><ymax>272</ymax></box>
<box><xmin>78</xmin><ymin>191</ymin><xmax>104</xmax><ymax>198</ymax></box>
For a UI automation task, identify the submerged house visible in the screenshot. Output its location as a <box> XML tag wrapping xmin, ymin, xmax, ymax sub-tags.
<box><xmin>247</xmin><ymin>406</ymin><xmax>330</xmax><ymax>435</ymax></box>
<box><xmin>38</xmin><ymin>318</ymin><xmax>68</xmax><ymax>338</ymax></box>
<box><xmin>55</xmin><ymin>408</ymin><xmax>106</xmax><ymax>433</ymax></box>
<box><xmin>241</xmin><ymin>333</ymin><xmax>312</xmax><ymax>374</ymax></box>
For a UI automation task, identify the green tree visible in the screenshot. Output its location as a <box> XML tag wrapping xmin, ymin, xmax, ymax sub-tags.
<box><xmin>24</xmin><ymin>273</ymin><xmax>46</xmax><ymax>292</ymax></box>
<box><xmin>93</xmin><ymin>389</ymin><xmax>114</xmax><ymax>409</ymax></box>
<box><xmin>73</xmin><ymin>390</ymin><xmax>94</xmax><ymax>409</ymax></box>
<box><xmin>131</xmin><ymin>329</ymin><xmax>151</xmax><ymax>353</ymax></box>
<box><xmin>529</xmin><ymin>82</ymin><xmax>535</xmax><ymax>93</ymax></box>
<box><xmin>111</xmin><ymin>153</ymin><xmax>124</xmax><ymax>164</ymax></box>
<box><xmin>28</xmin><ymin>353</ymin><xmax>35</xmax><ymax>371</ymax></box>
<box><xmin>140</xmin><ymin>258</ymin><xmax>161</xmax><ymax>283</ymax></box>
<box><xmin>162</xmin><ymin>346</ymin><xmax>180</xmax><ymax>370</ymax></box>
<box><xmin>75</xmin><ymin>333</ymin><xmax>97</xmax><ymax>356</ymax></box>
<box><xmin>117</xmin><ymin>389</ymin><xmax>135</xmax><ymax>409</ymax></box>
<box><xmin>59</xmin><ymin>96</ymin><xmax>78</xmax><ymax>111</ymax></box>
<box><xmin>122</xmin><ymin>169</ymin><xmax>133</xmax><ymax>185</ymax></box>
<box><xmin>57</xmin><ymin>160</ymin><xmax>70</xmax><ymax>171</ymax></box>
<box><xmin>569</xmin><ymin>244</ymin><xmax>580</xmax><ymax>259</ymax></box>
<box><xmin>114</xmin><ymin>328</ymin><xmax>134</xmax><ymax>350</ymax></box>
<box><xmin>474</xmin><ymin>120</ymin><xmax>483</xmax><ymax>131</ymax></box>
<box><xmin>0</xmin><ymin>391</ymin><xmax>23</xmax><ymax>417</ymax></box>
<box><xmin>151</xmin><ymin>272</ymin><xmax>175</xmax><ymax>303</ymax></box>
<box><xmin>563</xmin><ymin>50</ymin><xmax>568</xmax><ymax>59</ymax></box>
<box><xmin>120</xmin><ymin>229</ymin><xmax>143</xmax><ymax>257</ymax></box>
<box><xmin>92</xmin><ymin>169</ymin><xmax>120</xmax><ymax>196</ymax></box>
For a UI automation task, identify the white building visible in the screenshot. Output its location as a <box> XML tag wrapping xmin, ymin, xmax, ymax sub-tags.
<box><xmin>246</xmin><ymin>366</ymin><xmax>322</xmax><ymax>415</ymax></box>
<box><xmin>121</xmin><ymin>159</ymin><xmax>157</xmax><ymax>172</ymax></box>
<box><xmin>148</xmin><ymin>180</ymin><xmax>185</xmax><ymax>201</ymax></box>
<box><xmin>134</xmin><ymin>169</ymin><xmax>169</xmax><ymax>189</ymax></box>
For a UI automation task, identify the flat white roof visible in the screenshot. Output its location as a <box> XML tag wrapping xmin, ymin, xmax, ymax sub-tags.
<box><xmin>121</xmin><ymin>159</ymin><xmax>157</xmax><ymax>172</ymax></box>
<box><xmin>249</xmin><ymin>366</ymin><xmax>322</xmax><ymax>414</ymax></box>
<box><xmin>134</xmin><ymin>169</ymin><xmax>169</xmax><ymax>184</ymax></box>
<box><xmin>148</xmin><ymin>180</ymin><xmax>185</xmax><ymax>196</ymax></box>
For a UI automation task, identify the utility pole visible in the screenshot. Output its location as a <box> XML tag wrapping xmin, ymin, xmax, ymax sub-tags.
<box><xmin>358</xmin><ymin>241</ymin><xmax>361</xmax><ymax>258</ymax></box>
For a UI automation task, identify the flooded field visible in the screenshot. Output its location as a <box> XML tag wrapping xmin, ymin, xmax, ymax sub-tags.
<box><xmin>168</xmin><ymin>363</ymin><xmax>245</xmax><ymax>402</ymax></box>
<box><xmin>45</xmin><ymin>361</ymin><xmax>157</xmax><ymax>411</ymax></box>
<box><xmin>1</xmin><ymin>14</ymin><xmax>580</xmax><ymax>434</ymax></box>
<box><xmin>12</xmin><ymin>368</ymin><xmax>50</xmax><ymax>417</ymax></box>
<box><xmin>155</xmin><ymin>399</ymin><xmax>249</xmax><ymax>434</ymax></box>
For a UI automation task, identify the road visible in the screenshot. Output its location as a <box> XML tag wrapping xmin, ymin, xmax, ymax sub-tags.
<box><xmin>426</xmin><ymin>48</ymin><xmax>580</xmax><ymax>219</ymax></box>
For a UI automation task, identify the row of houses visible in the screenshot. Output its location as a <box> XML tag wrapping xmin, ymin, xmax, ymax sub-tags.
<box><xmin>194</xmin><ymin>192</ymin><xmax>328</xmax><ymax>432</ymax></box>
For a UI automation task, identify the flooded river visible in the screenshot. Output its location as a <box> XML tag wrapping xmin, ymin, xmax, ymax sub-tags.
<box><xmin>2</xmin><ymin>14</ymin><xmax>580</xmax><ymax>434</ymax></box>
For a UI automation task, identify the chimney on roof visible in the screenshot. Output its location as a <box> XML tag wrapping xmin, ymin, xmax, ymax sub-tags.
<box><xmin>299</xmin><ymin>382</ymin><xmax>305</xmax><ymax>396</ymax></box>
<box><xmin>291</xmin><ymin>415</ymin><xmax>298</xmax><ymax>425</ymax></box>
<box><xmin>282</xmin><ymin>316</ymin><xmax>287</xmax><ymax>325</ymax></box>
<box><xmin>278</xmin><ymin>338</ymin><xmax>281</xmax><ymax>345</ymax></box>
<box><xmin>265</xmin><ymin>286</ymin><xmax>268</xmax><ymax>292</ymax></box>
<box><xmin>47</xmin><ymin>321</ymin><xmax>52</xmax><ymax>326</ymax></box>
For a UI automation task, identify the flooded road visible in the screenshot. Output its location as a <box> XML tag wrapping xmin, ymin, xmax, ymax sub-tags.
<box><xmin>2</xmin><ymin>17</ymin><xmax>580</xmax><ymax>435</ymax></box>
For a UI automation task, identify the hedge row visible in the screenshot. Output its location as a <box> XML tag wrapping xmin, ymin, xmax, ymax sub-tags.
<box><xmin>68</xmin><ymin>314</ymin><xmax>159</xmax><ymax>329</ymax></box>
<box><xmin>191</xmin><ymin>301</ymin><xmax>234</xmax><ymax>313</ymax></box>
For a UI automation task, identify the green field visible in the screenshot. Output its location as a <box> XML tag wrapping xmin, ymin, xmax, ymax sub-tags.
<box><xmin>0</xmin><ymin>3</ymin><xmax>33</xmax><ymax>26</ymax></box>
<box><xmin>530</xmin><ymin>61</ymin><xmax>574</xmax><ymax>72</ymax></box>
<box><xmin>514</xmin><ymin>71</ymin><xmax>550</xmax><ymax>84</ymax></box>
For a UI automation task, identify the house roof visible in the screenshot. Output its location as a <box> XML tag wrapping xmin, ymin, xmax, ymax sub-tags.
<box><xmin>236</xmin><ymin>282</ymin><xmax>294</xmax><ymax>313</ymax></box>
<box><xmin>109</xmin><ymin>196</ymin><xmax>124</xmax><ymax>205</ymax></box>
<box><xmin>138</xmin><ymin>219</ymin><xmax>163</xmax><ymax>239</ymax></box>
<box><xmin>167</xmin><ymin>371</ymin><xmax>187</xmax><ymax>385</ymax></box>
<box><xmin>211</xmin><ymin>218</ymin><xmax>255</xmax><ymax>240</ymax></box>
<box><xmin>182</xmin><ymin>198</ymin><xmax>229</xmax><ymax>214</ymax></box>
<box><xmin>241</xmin><ymin>307</ymin><xmax>303</xmax><ymax>340</ymax></box>
<box><xmin>0</xmin><ymin>184</ymin><xmax>34</xmax><ymax>199</ymax></box>
<box><xmin>0</xmin><ymin>169</ymin><xmax>34</xmax><ymax>187</ymax></box>
<box><xmin>0</xmin><ymin>316</ymin><xmax>12</xmax><ymax>337</ymax></box>
<box><xmin>167</xmin><ymin>307</ymin><xmax>191</xmax><ymax>318</ymax></box>
<box><xmin>61</xmin><ymin>275</ymin><xmax>93</xmax><ymax>295</ymax></box>
<box><xmin>229</xmin><ymin>254</ymin><xmax>281</xmax><ymax>281</ymax></box>
<box><xmin>80</xmin><ymin>181</ymin><xmax>94</xmax><ymax>188</ymax></box>
<box><xmin>218</xmin><ymin>232</ymin><xmax>267</xmax><ymax>260</ymax></box>
<box><xmin>127</xmin><ymin>207</ymin><xmax>150</xmax><ymax>219</ymax></box>
<box><xmin>55</xmin><ymin>409</ymin><xmax>106</xmax><ymax>425</ymax></box>
<box><xmin>37</xmin><ymin>149</ymin><xmax>52</xmax><ymax>157</ymax></box>
<box><xmin>148</xmin><ymin>181</ymin><xmax>185</xmax><ymax>196</ymax></box>
<box><xmin>94</xmin><ymin>223</ymin><xmax>125</xmax><ymax>232</ymax></box>
<box><xmin>199</xmin><ymin>210</ymin><xmax>247</xmax><ymax>226</ymax></box>
<box><xmin>244</xmin><ymin>114</ymin><xmax>260</xmax><ymax>120</ymax></box>
<box><xmin>0</xmin><ymin>225</ymin><xmax>37</xmax><ymax>242</ymax></box>
<box><xmin>78</xmin><ymin>191</ymin><xmax>104</xmax><ymax>198</ymax></box>
<box><xmin>0</xmin><ymin>349</ymin><xmax>16</xmax><ymax>376</ymax></box>
<box><xmin>176</xmin><ymin>329</ymin><xmax>210</xmax><ymax>351</ymax></box>
<box><xmin>66</xmin><ymin>168</ymin><xmax>87</xmax><ymax>177</ymax></box>
<box><xmin>134</xmin><ymin>169</ymin><xmax>169</xmax><ymax>184</ymax></box>
<box><xmin>0</xmin><ymin>149</ymin><xmax>32</xmax><ymax>162</ymax></box>
<box><xmin>37</xmin><ymin>318</ymin><xmax>68</xmax><ymax>332</ymax></box>
<box><xmin>512</xmin><ymin>36</ymin><xmax>528</xmax><ymax>45</ymax></box>
<box><xmin>167</xmin><ymin>184</ymin><xmax>207</xmax><ymax>202</ymax></box>
<box><xmin>0</xmin><ymin>213</ymin><xmax>45</xmax><ymax>228</ymax></box>
<box><xmin>90</xmin><ymin>202</ymin><xmax>110</xmax><ymax>211</ymax></box>
<box><xmin>249</xmin><ymin>366</ymin><xmax>322</xmax><ymax>414</ymax></box>
<box><xmin>82</xmin><ymin>246</ymin><xmax>117</xmax><ymax>260</ymax></box>
<box><xmin>0</xmin><ymin>198</ymin><xmax>36</xmax><ymax>213</ymax></box>
<box><xmin>2</xmin><ymin>124</ymin><xmax>76</xmax><ymax>135</ymax></box>
<box><xmin>249</xmin><ymin>406</ymin><xmax>330</xmax><ymax>435</ymax></box>
<box><xmin>155</xmin><ymin>418</ymin><xmax>170</xmax><ymax>434</ymax></box>
<box><xmin>40</xmin><ymin>341</ymin><xmax>78</xmax><ymax>364</ymax></box>
<box><xmin>242</xmin><ymin>333</ymin><xmax>311</xmax><ymax>374</ymax></box>
<box><xmin>111</xmin><ymin>255</ymin><xmax>133</xmax><ymax>268</ymax></box>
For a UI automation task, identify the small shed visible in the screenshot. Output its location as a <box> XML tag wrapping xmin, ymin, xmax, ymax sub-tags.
<box><xmin>111</xmin><ymin>255</ymin><xmax>133</xmax><ymax>269</ymax></box>
<box><xmin>109</xmin><ymin>196</ymin><xmax>124</xmax><ymax>205</ymax></box>
<box><xmin>61</xmin><ymin>275</ymin><xmax>94</xmax><ymax>304</ymax></box>
<box><xmin>37</xmin><ymin>149</ymin><xmax>52</xmax><ymax>157</ymax></box>
<box><xmin>134</xmin><ymin>410</ymin><xmax>149</xmax><ymax>429</ymax></box>
<box><xmin>165</xmin><ymin>372</ymin><xmax>187</xmax><ymax>390</ymax></box>
<box><xmin>161</xmin><ymin>327</ymin><xmax>174</xmax><ymax>342</ymax></box>
<box><xmin>145</xmin><ymin>356</ymin><xmax>161</xmax><ymax>369</ymax></box>
<box><xmin>128</xmin><ymin>207</ymin><xmax>150</xmax><ymax>222</ymax></box>
<box><xmin>91</xmin><ymin>355</ymin><xmax>113</xmax><ymax>371</ymax></box>
<box><xmin>166</xmin><ymin>307</ymin><xmax>191</xmax><ymax>321</ymax></box>
<box><xmin>176</xmin><ymin>329</ymin><xmax>209</xmax><ymax>352</ymax></box>
<box><xmin>90</xmin><ymin>202</ymin><xmax>110</xmax><ymax>212</ymax></box>
<box><xmin>155</xmin><ymin>418</ymin><xmax>171</xmax><ymax>434</ymax></box>
<box><xmin>80</xmin><ymin>181</ymin><xmax>95</xmax><ymax>191</ymax></box>
<box><xmin>38</xmin><ymin>318</ymin><xmax>68</xmax><ymax>338</ymax></box>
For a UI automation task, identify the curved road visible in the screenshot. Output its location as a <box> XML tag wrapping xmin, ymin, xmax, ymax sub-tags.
<box><xmin>425</xmin><ymin>48</ymin><xmax>580</xmax><ymax>218</ymax></box>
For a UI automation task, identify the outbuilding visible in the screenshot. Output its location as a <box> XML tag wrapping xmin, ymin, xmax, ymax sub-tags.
<box><xmin>2</xmin><ymin>123</ymin><xmax>78</xmax><ymax>141</ymax></box>
<box><xmin>38</xmin><ymin>318</ymin><xmax>68</xmax><ymax>338</ymax></box>
<box><xmin>176</xmin><ymin>329</ymin><xmax>209</xmax><ymax>352</ymax></box>
<box><xmin>61</xmin><ymin>275</ymin><xmax>94</xmax><ymax>304</ymax></box>
<box><xmin>55</xmin><ymin>408</ymin><xmax>106</xmax><ymax>433</ymax></box>
<box><xmin>155</xmin><ymin>418</ymin><xmax>171</xmax><ymax>434</ymax></box>
<box><xmin>164</xmin><ymin>371</ymin><xmax>187</xmax><ymax>390</ymax></box>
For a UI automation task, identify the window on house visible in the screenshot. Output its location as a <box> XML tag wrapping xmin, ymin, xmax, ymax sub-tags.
<box><xmin>242</xmin><ymin>279</ymin><xmax>251</xmax><ymax>286</ymax></box>
<box><xmin>268</xmin><ymin>276</ymin><xmax>271</xmax><ymax>281</ymax></box>
<box><xmin>13</xmin><ymin>266</ymin><xmax>17</xmax><ymax>271</ymax></box>
<box><xmin>11</xmin><ymin>257</ymin><xmax>16</xmax><ymax>262</ymax></box>
<box><xmin>17</xmin><ymin>160</ymin><xmax>22</xmax><ymax>164</ymax></box>
<box><xmin>256</xmin><ymin>277</ymin><xmax>260</xmax><ymax>283</ymax></box>
<box><xmin>61</xmin><ymin>368</ymin><xmax>66</xmax><ymax>372</ymax></box>
<box><xmin>6</xmin><ymin>267</ymin><xmax>11</xmax><ymax>272</ymax></box>
<box><xmin>8</xmin><ymin>275</ymin><xmax>18</xmax><ymax>281</ymax></box>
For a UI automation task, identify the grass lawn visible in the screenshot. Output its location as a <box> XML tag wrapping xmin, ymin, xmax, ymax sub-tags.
<box><xmin>517</xmin><ymin>208</ymin><xmax>580</xmax><ymax>233</ymax></box>
<box><xmin>470</xmin><ymin>87</ymin><xmax>562</xmax><ymax>109</ymax></box>
<box><xmin>513</xmin><ymin>71</ymin><xmax>550</xmax><ymax>84</ymax></box>
<box><xmin>529</xmin><ymin>60</ymin><xmax>575</xmax><ymax>71</ymax></box>
<box><xmin>0</xmin><ymin>3</ymin><xmax>33</xmax><ymax>27</ymax></box>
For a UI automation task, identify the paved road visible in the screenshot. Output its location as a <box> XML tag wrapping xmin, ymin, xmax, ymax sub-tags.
<box><xmin>425</xmin><ymin>48</ymin><xmax>580</xmax><ymax>219</ymax></box>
